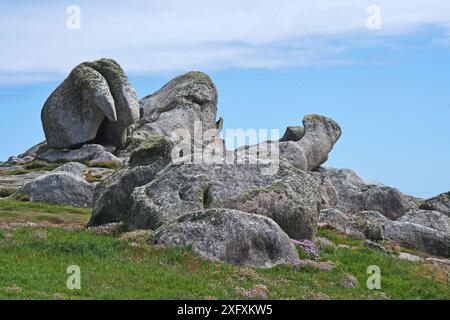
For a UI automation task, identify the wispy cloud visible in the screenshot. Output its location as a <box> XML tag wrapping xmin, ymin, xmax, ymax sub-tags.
<box><xmin>0</xmin><ymin>0</ymin><xmax>449</xmax><ymax>85</ymax></box>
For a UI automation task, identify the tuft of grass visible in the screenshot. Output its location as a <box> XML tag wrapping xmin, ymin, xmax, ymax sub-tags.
<box><xmin>0</xmin><ymin>161</ymin><xmax>63</xmax><ymax>176</ymax></box>
<box><xmin>0</xmin><ymin>199</ymin><xmax>91</xmax><ymax>215</ymax></box>
<box><xmin>0</xmin><ymin>188</ymin><xmax>16</xmax><ymax>198</ymax></box>
<box><xmin>316</xmin><ymin>227</ymin><xmax>364</xmax><ymax>247</ymax></box>
<box><xmin>86</xmin><ymin>161</ymin><xmax>119</xmax><ymax>170</ymax></box>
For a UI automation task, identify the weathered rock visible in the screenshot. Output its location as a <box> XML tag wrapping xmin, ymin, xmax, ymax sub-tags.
<box><xmin>341</xmin><ymin>273</ymin><xmax>359</xmax><ymax>288</ymax></box>
<box><xmin>360</xmin><ymin>185</ymin><xmax>417</xmax><ymax>220</ymax></box>
<box><xmin>0</xmin><ymin>171</ymin><xmax>49</xmax><ymax>192</ymax></box>
<box><xmin>420</xmin><ymin>191</ymin><xmax>450</xmax><ymax>217</ymax></box>
<box><xmin>316</xmin><ymin>167</ymin><xmax>417</xmax><ymax>219</ymax></box>
<box><xmin>128</xmin><ymin>159</ymin><xmax>321</xmax><ymax>239</ymax></box>
<box><xmin>279</xmin><ymin>115</ymin><xmax>341</xmax><ymax>171</ymax></box>
<box><xmin>425</xmin><ymin>257</ymin><xmax>450</xmax><ymax>266</ymax></box>
<box><xmin>85</xmin><ymin>59</ymin><xmax>140</xmax><ymax>147</ymax></box>
<box><xmin>319</xmin><ymin>208</ymin><xmax>364</xmax><ymax>238</ymax></box>
<box><xmin>280</xmin><ymin>126</ymin><xmax>305</xmax><ymax>142</ymax></box>
<box><xmin>87</xmin><ymin>136</ymin><xmax>174</xmax><ymax>226</ymax></box>
<box><xmin>42</xmin><ymin>58</ymin><xmax>139</xmax><ymax>149</ymax></box>
<box><xmin>15</xmin><ymin>172</ymin><xmax>94</xmax><ymax>207</ymax></box>
<box><xmin>38</xmin><ymin>144</ymin><xmax>119</xmax><ymax>165</ymax></box>
<box><xmin>126</xmin><ymin>71</ymin><xmax>218</xmax><ymax>148</ymax></box>
<box><xmin>385</xmin><ymin>221</ymin><xmax>449</xmax><ymax>257</ymax></box>
<box><xmin>152</xmin><ymin>208</ymin><xmax>298</xmax><ymax>268</ymax></box>
<box><xmin>398</xmin><ymin>209</ymin><xmax>450</xmax><ymax>234</ymax></box>
<box><xmin>355</xmin><ymin>210</ymin><xmax>449</xmax><ymax>257</ymax></box>
<box><xmin>311</xmin><ymin>171</ymin><xmax>338</xmax><ymax>208</ymax></box>
<box><xmin>18</xmin><ymin>141</ymin><xmax>47</xmax><ymax>159</ymax></box>
<box><xmin>54</xmin><ymin>162</ymin><xmax>89</xmax><ymax>177</ymax></box>
<box><xmin>364</xmin><ymin>240</ymin><xmax>390</xmax><ymax>255</ymax></box>
<box><xmin>397</xmin><ymin>252</ymin><xmax>424</xmax><ymax>263</ymax></box>
<box><xmin>129</xmin><ymin>135</ymin><xmax>173</xmax><ymax>167</ymax></box>
<box><xmin>354</xmin><ymin>210</ymin><xmax>388</xmax><ymax>224</ymax></box>
<box><xmin>357</xmin><ymin>220</ymin><xmax>385</xmax><ymax>242</ymax></box>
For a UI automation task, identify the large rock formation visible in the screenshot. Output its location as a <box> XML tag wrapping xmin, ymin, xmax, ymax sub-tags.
<box><xmin>128</xmin><ymin>159</ymin><xmax>321</xmax><ymax>239</ymax></box>
<box><xmin>152</xmin><ymin>208</ymin><xmax>299</xmax><ymax>268</ymax></box>
<box><xmin>7</xmin><ymin>58</ymin><xmax>449</xmax><ymax>265</ymax></box>
<box><xmin>91</xmin><ymin>158</ymin><xmax>321</xmax><ymax>240</ymax></box>
<box><xmin>42</xmin><ymin>58</ymin><xmax>139</xmax><ymax>149</ymax></box>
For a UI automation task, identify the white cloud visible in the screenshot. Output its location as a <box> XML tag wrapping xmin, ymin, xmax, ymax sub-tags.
<box><xmin>0</xmin><ymin>0</ymin><xmax>449</xmax><ymax>85</ymax></box>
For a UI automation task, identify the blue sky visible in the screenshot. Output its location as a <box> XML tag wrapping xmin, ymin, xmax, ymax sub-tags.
<box><xmin>1</xmin><ymin>1</ymin><xmax>449</xmax><ymax>198</ymax></box>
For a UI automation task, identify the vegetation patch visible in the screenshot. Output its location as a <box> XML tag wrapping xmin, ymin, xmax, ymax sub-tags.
<box><xmin>0</xmin><ymin>202</ymin><xmax>448</xmax><ymax>300</ymax></box>
<box><xmin>86</xmin><ymin>160</ymin><xmax>119</xmax><ymax>170</ymax></box>
<box><xmin>0</xmin><ymin>188</ymin><xmax>16</xmax><ymax>198</ymax></box>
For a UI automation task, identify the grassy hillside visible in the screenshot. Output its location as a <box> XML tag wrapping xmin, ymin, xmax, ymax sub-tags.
<box><xmin>0</xmin><ymin>200</ymin><xmax>449</xmax><ymax>300</ymax></box>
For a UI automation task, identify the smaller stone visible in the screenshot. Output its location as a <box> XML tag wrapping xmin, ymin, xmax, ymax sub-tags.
<box><xmin>397</xmin><ymin>252</ymin><xmax>424</xmax><ymax>263</ymax></box>
<box><xmin>235</xmin><ymin>284</ymin><xmax>268</xmax><ymax>299</ymax></box>
<box><xmin>341</xmin><ymin>273</ymin><xmax>359</xmax><ymax>288</ymax></box>
<box><xmin>54</xmin><ymin>162</ymin><xmax>89</xmax><ymax>177</ymax></box>
<box><xmin>425</xmin><ymin>257</ymin><xmax>450</xmax><ymax>266</ymax></box>
<box><xmin>364</xmin><ymin>240</ymin><xmax>389</xmax><ymax>255</ymax></box>
<box><xmin>292</xmin><ymin>259</ymin><xmax>335</xmax><ymax>271</ymax></box>
<box><xmin>280</xmin><ymin>126</ymin><xmax>305</xmax><ymax>142</ymax></box>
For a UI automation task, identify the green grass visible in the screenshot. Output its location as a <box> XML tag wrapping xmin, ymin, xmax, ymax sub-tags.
<box><xmin>0</xmin><ymin>202</ymin><xmax>448</xmax><ymax>300</ymax></box>
<box><xmin>0</xmin><ymin>161</ymin><xmax>63</xmax><ymax>176</ymax></box>
<box><xmin>0</xmin><ymin>200</ymin><xmax>91</xmax><ymax>226</ymax></box>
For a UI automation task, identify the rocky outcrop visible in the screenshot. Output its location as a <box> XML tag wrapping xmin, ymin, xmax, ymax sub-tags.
<box><xmin>420</xmin><ymin>192</ymin><xmax>450</xmax><ymax>217</ymax></box>
<box><xmin>279</xmin><ymin>115</ymin><xmax>341</xmax><ymax>171</ymax></box>
<box><xmin>127</xmin><ymin>159</ymin><xmax>321</xmax><ymax>240</ymax></box>
<box><xmin>152</xmin><ymin>208</ymin><xmax>298</xmax><ymax>268</ymax></box>
<box><xmin>15</xmin><ymin>172</ymin><xmax>94</xmax><ymax>207</ymax></box>
<box><xmin>124</xmin><ymin>71</ymin><xmax>219</xmax><ymax>149</ymax></box>
<box><xmin>42</xmin><ymin>58</ymin><xmax>139</xmax><ymax>149</ymax></box>
<box><xmin>316</xmin><ymin>167</ymin><xmax>417</xmax><ymax>219</ymax></box>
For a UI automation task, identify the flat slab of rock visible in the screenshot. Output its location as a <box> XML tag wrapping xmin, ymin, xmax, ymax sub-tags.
<box><xmin>152</xmin><ymin>208</ymin><xmax>298</xmax><ymax>268</ymax></box>
<box><xmin>15</xmin><ymin>172</ymin><xmax>94</xmax><ymax>207</ymax></box>
<box><xmin>38</xmin><ymin>144</ymin><xmax>119</xmax><ymax>165</ymax></box>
